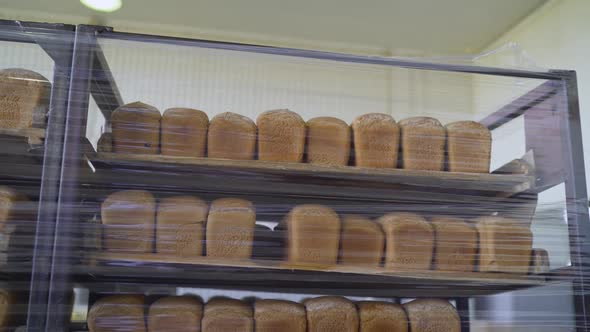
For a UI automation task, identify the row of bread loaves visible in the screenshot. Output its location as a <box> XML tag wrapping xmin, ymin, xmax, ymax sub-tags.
<box><xmin>101</xmin><ymin>190</ymin><xmax>255</xmax><ymax>259</ymax></box>
<box><xmin>108</xmin><ymin>102</ymin><xmax>491</xmax><ymax>173</ymax></box>
<box><xmin>88</xmin><ymin>294</ymin><xmax>460</xmax><ymax>332</ymax></box>
<box><xmin>101</xmin><ymin>190</ymin><xmax>535</xmax><ymax>274</ymax></box>
<box><xmin>0</xmin><ymin>68</ymin><xmax>51</xmax><ymax>130</ymax></box>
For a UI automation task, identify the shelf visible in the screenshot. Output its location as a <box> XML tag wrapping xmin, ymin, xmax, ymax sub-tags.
<box><xmin>84</xmin><ymin>153</ymin><xmax>534</xmax><ymax>200</ymax></box>
<box><xmin>79</xmin><ymin>252</ymin><xmax>550</xmax><ymax>298</ymax></box>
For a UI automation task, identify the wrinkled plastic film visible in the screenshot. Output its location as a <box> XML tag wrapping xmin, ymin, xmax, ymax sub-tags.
<box><xmin>1</xmin><ymin>22</ymin><xmax>589</xmax><ymax>332</ymax></box>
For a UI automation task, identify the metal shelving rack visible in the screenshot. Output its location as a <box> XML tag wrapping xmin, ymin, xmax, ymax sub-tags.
<box><xmin>0</xmin><ymin>20</ymin><xmax>75</xmax><ymax>332</ymax></box>
<box><xmin>1</xmin><ymin>22</ymin><xmax>588</xmax><ymax>331</ymax></box>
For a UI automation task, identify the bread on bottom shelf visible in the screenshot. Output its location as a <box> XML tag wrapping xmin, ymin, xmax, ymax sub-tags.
<box><xmin>257</xmin><ymin>109</ymin><xmax>306</xmax><ymax>162</ymax></box>
<box><xmin>156</xmin><ymin>196</ymin><xmax>208</xmax><ymax>257</ymax></box>
<box><xmin>0</xmin><ymin>68</ymin><xmax>50</xmax><ymax>130</ymax></box>
<box><xmin>284</xmin><ymin>204</ymin><xmax>341</xmax><ymax>265</ymax></box>
<box><xmin>339</xmin><ymin>215</ymin><xmax>384</xmax><ymax>267</ymax></box>
<box><xmin>254</xmin><ymin>299</ymin><xmax>306</xmax><ymax>332</ymax></box>
<box><xmin>202</xmin><ymin>298</ymin><xmax>253</xmax><ymax>332</ymax></box>
<box><xmin>87</xmin><ymin>295</ymin><xmax>146</xmax><ymax>332</ymax></box>
<box><xmin>304</xmin><ymin>296</ymin><xmax>358</xmax><ymax>332</ymax></box>
<box><xmin>357</xmin><ymin>301</ymin><xmax>407</xmax><ymax>332</ymax></box>
<box><xmin>403</xmin><ymin>299</ymin><xmax>460</xmax><ymax>332</ymax></box>
<box><xmin>161</xmin><ymin>108</ymin><xmax>209</xmax><ymax>157</ymax></box>
<box><xmin>351</xmin><ymin>113</ymin><xmax>400</xmax><ymax>168</ymax></box>
<box><xmin>476</xmin><ymin>216</ymin><xmax>533</xmax><ymax>274</ymax></box>
<box><xmin>207</xmin><ymin>112</ymin><xmax>256</xmax><ymax>160</ymax></box>
<box><xmin>399</xmin><ymin>117</ymin><xmax>445</xmax><ymax>171</ymax></box>
<box><xmin>205</xmin><ymin>198</ymin><xmax>256</xmax><ymax>259</ymax></box>
<box><xmin>101</xmin><ymin>190</ymin><xmax>156</xmax><ymax>253</ymax></box>
<box><xmin>148</xmin><ymin>296</ymin><xmax>202</xmax><ymax>332</ymax></box>
<box><xmin>431</xmin><ymin>216</ymin><xmax>477</xmax><ymax>272</ymax></box>
<box><xmin>111</xmin><ymin>102</ymin><xmax>161</xmax><ymax>155</ymax></box>
<box><xmin>446</xmin><ymin>121</ymin><xmax>492</xmax><ymax>173</ymax></box>
<box><xmin>379</xmin><ymin>212</ymin><xmax>434</xmax><ymax>271</ymax></box>
<box><xmin>306</xmin><ymin>116</ymin><xmax>351</xmax><ymax>166</ymax></box>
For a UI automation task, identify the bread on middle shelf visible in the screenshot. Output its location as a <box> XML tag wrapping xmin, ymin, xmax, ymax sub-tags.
<box><xmin>207</xmin><ymin>112</ymin><xmax>256</xmax><ymax>160</ymax></box>
<box><xmin>351</xmin><ymin>113</ymin><xmax>400</xmax><ymax>168</ymax></box>
<box><xmin>476</xmin><ymin>216</ymin><xmax>533</xmax><ymax>274</ymax></box>
<box><xmin>283</xmin><ymin>204</ymin><xmax>341</xmax><ymax>266</ymax></box>
<box><xmin>111</xmin><ymin>102</ymin><xmax>161</xmax><ymax>155</ymax></box>
<box><xmin>339</xmin><ymin>215</ymin><xmax>384</xmax><ymax>267</ymax></box>
<box><xmin>148</xmin><ymin>296</ymin><xmax>202</xmax><ymax>332</ymax></box>
<box><xmin>431</xmin><ymin>216</ymin><xmax>477</xmax><ymax>272</ymax></box>
<box><xmin>379</xmin><ymin>212</ymin><xmax>434</xmax><ymax>271</ymax></box>
<box><xmin>446</xmin><ymin>120</ymin><xmax>492</xmax><ymax>173</ymax></box>
<box><xmin>205</xmin><ymin>198</ymin><xmax>256</xmax><ymax>259</ymax></box>
<box><xmin>399</xmin><ymin>116</ymin><xmax>446</xmax><ymax>171</ymax></box>
<box><xmin>101</xmin><ymin>190</ymin><xmax>156</xmax><ymax>253</ymax></box>
<box><xmin>161</xmin><ymin>107</ymin><xmax>209</xmax><ymax>157</ymax></box>
<box><xmin>156</xmin><ymin>195</ymin><xmax>208</xmax><ymax>257</ymax></box>
<box><xmin>403</xmin><ymin>299</ymin><xmax>460</xmax><ymax>332</ymax></box>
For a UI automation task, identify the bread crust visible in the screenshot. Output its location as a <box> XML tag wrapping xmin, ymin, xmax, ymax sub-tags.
<box><xmin>208</xmin><ymin>112</ymin><xmax>256</xmax><ymax>160</ymax></box>
<box><xmin>161</xmin><ymin>108</ymin><xmax>208</xmax><ymax>157</ymax></box>
<box><xmin>352</xmin><ymin>113</ymin><xmax>399</xmax><ymax>168</ymax></box>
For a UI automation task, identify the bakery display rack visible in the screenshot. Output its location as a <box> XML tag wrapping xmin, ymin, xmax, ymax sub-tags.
<box><xmin>0</xmin><ymin>21</ymin><xmax>588</xmax><ymax>331</ymax></box>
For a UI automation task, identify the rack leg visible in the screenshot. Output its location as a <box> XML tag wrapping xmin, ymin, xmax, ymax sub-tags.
<box><xmin>456</xmin><ymin>298</ymin><xmax>471</xmax><ymax>332</ymax></box>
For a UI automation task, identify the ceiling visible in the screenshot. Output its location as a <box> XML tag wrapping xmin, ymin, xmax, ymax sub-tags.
<box><xmin>1</xmin><ymin>0</ymin><xmax>547</xmax><ymax>55</ymax></box>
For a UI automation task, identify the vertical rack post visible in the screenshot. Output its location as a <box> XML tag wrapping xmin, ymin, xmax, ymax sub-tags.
<box><xmin>554</xmin><ymin>70</ymin><xmax>590</xmax><ymax>332</ymax></box>
<box><xmin>21</xmin><ymin>24</ymin><xmax>75</xmax><ymax>332</ymax></box>
<box><xmin>455</xmin><ymin>297</ymin><xmax>471</xmax><ymax>332</ymax></box>
<box><xmin>43</xmin><ymin>25</ymin><xmax>96</xmax><ymax>332</ymax></box>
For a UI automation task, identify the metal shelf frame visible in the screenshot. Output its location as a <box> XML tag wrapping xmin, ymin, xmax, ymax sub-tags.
<box><xmin>1</xmin><ymin>21</ymin><xmax>588</xmax><ymax>331</ymax></box>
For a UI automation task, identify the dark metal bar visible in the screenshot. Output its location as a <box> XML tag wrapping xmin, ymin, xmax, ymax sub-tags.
<box><xmin>455</xmin><ymin>298</ymin><xmax>471</xmax><ymax>332</ymax></box>
<box><xmin>553</xmin><ymin>70</ymin><xmax>590</xmax><ymax>332</ymax></box>
<box><xmin>89</xmin><ymin>41</ymin><xmax>124</xmax><ymax>130</ymax></box>
<box><xmin>43</xmin><ymin>25</ymin><xmax>96</xmax><ymax>332</ymax></box>
<box><xmin>480</xmin><ymin>80</ymin><xmax>559</xmax><ymax>130</ymax></box>
<box><xmin>24</xmin><ymin>28</ymin><xmax>75</xmax><ymax>332</ymax></box>
<box><xmin>96</xmin><ymin>28</ymin><xmax>561</xmax><ymax>81</ymax></box>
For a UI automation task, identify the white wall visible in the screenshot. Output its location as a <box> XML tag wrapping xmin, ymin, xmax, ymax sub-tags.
<box><xmin>475</xmin><ymin>0</ymin><xmax>590</xmax><ymax>197</ymax></box>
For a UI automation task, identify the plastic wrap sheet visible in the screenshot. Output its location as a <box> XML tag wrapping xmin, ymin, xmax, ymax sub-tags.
<box><xmin>1</xmin><ymin>22</ymin><xmax>589</xmax><ymax>332</ymax></box>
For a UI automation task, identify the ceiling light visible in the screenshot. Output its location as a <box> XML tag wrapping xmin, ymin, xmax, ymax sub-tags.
<box><xmin>80</xmin><ymin>0</ymin><xmax>122</xmax><ymax>12</ymax></box>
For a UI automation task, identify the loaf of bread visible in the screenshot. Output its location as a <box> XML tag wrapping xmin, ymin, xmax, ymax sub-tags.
<box><xmin>530</xmin><ymin>248</ymin><xmax>550</xmax><ymax>274</ymax></box>
<box><xmin>357</xmin><ymin>301</ymin><xmax>407</xmax><ymax>332</ymax></box>
<box><xmin>254</xmin><ymin>299</ymin><xmax>306</xmax><ymax>332</ymax></box>
<box><xmin>431</xmin><ymin>216</ymin><xmax>477</xmax><ymax>272</ymax></box>
<box><xmin>304</xmin><ymin>296</ymin><xmax>358</xmax><ymax>332</ymax></box>
<box><xmin>399</xmin><ymin>117</ymin><xmax>445</xmax><ymax>171</ymax></box>
<box><xmin>87</xmin><ymin>295</ymin><xmax>146</xmax><ymax>332</ymax></box>
<box><xmin>379</xmin><ymin>212</ymin><xmax>434</xmax><ymax>270</ymax></box>
<box><xmin>148</xmin><ymin>296</ymin><xmax>202</xmax><ymax>332</ymax></box>
<box><xmin>0</xmin><ymin>187</ymin><xmax>18</xmax><ymax>231</ymax></box>
<box><xmin>208</xmin><ymin>112</ymin><xmax>256</xmax><ymax>160</ymax></box>
<box><xmin>202</xmin><ymin>298</ymin><xmax>253</xmax><ymax>332</ymax></box>
<box><xmin>404</xmin><ymin>299</ymin><xmax>460</xmax><ymax>332</ymax></box>
<box><xmin>284</xmin><ymin>204</ymin><xmax>341</xmax><ymax>265</ymax></box>
<box><xmin>446</xmin><ymin>121</ymin><xmax>491</xmax><ymax>173</ymax></box>
<box><xmin>257</xmin><ymin>109</ymin><xmax>306</xmax><ymax>162</ymax></box>
<box><xmin>340</xmin><ymin>215</ymin><xmax>384</xmax><ymax>267</ymax></box>
<box><xmin>306</xmin><ymin>117</ymin><xmax>351</xmax><ymax>166</ymax></box>
<box><xmin>0</xmin><ymin>68</ymin><xmax>51</xmax><ymax>129</ymax></box>
<box><xmin>161</xmin><ymin>108</ymin><xmax>209</xmax><ymax>157</ymax></box>
<box><xmin>351</xmin><ymin>113</ymin><xmax>399</xmax><ymax>168</ymax></box>
<box><xmin>206</xmin><ymin>198</ymin><xmax>256</xmax><ymax>259</ymax></box>
<box><xmin>101</xmin><ymin>190</ymin><xmax>156</xmax><ymax>253</ymax></box>
<box><xmin>156</xmin><ymin>196</ymin><xmax>208</xmax><ymax>257</ymax></box>
<box><xmin>111</xmin><ymin>102</ymin><xmax>161</xmax><ymax>155</ymax></box>
<box><xmin>476</xmin><ymin>216</ymin><xmax>533</xmax><ymax>274</ymax></box>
